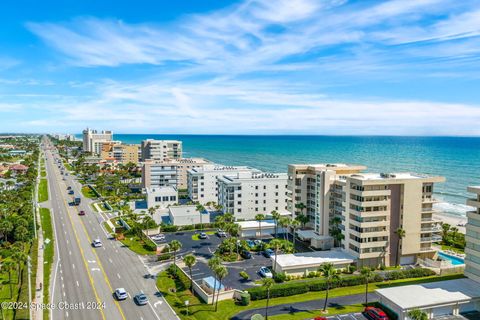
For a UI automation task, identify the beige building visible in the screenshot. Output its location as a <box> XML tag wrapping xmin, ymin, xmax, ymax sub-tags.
<box><xmin>82</xmin><ymin>128</ymin><xmax>113</xmax><ymax>154</ymax></box>
<box><xmin>340</xmin><ymin>172</ymin><xmax>445</xmax><ymax>267</ymax></box>
<box><xmin>465</xmin><ymin>186</ymin><xmax>480</xmax><ymax>282</ymax></box>
<box><xmin>141</xmin><ymin>139</ymin><xmax>182</xmax><ymax>161</ymax></box>
<box><xmin>287</xmin><ymin>164</ymin><xmax>366</xmax><ymax>233</ymax></box>
<box><xmin>101</xmin><ymin>142</ymin><xmax>139</xmax><ymax>164</ymax></box>
<box><xmin>142</xmin><ymin>158</ymin><xmax>210</xmax><ymax>189</ymax></box>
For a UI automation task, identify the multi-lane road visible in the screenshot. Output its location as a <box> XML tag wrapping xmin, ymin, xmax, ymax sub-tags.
<box><xmin>42</xmin><ymin>138</ymin><xmax>178</xmax><ymax>320</ymax></box>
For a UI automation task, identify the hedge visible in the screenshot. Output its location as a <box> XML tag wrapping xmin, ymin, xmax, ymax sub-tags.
<box><xmin>166</xmin><ymin>264</ymin><xmax>190</xmax><ymax>291</ymax></box>
<box><xmin>247</xmin><ymin>268</ymin><xmax>436</xmax><ymax>300</ymax></box>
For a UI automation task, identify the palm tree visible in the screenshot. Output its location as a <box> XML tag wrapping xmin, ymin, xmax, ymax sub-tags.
<box><xmin>450</xmin><ymin>226</ymin><xmax>459</xmax><ymax>242</ymax></box>
<box><xmin>318</xmin><ymin>263</ymin><xmax>339</xmax><ymax>311</ymax></box>
<box><xmin>296</xmin><ymin>214</ymin><xmax>309</xmax><ymax>229</ymax></box>
<box><xmin>290</xmin><ymin>219</ymin><xmax>300</xmax><ymax>250</ymax></box>
<box><xmin>279</xmin><ymin>217</ymin><xmax>290</xmax><ymax>241</ymax></box>
<box><xmin>169</xmin><ymin>240</ymin><xmax>182</xmax><ymax>273</ymax></box>
<box><xmin>147</xmin><ymin>207</ymin><xmax>156</xmax><ymax>216</ymax></box>
<box><xmin>360</xmin><ymin>267</ymin><xmax>375</xmax><ymax>306</ymax></box>
<box><xmin>441</xmin><ymin>223</ymin><xmax>451</xmax><ymax>243</ymax></box>
<box><xmin>215</xmin><ymin>215</ymin><xmax>226</xmax><ymax>230</ymax></box>
<box><xmin>270</xmin><ymin>210</ymin><xmax>280</xmax><ymax>238</ymax></box>
<box><xmin>196</xmin><ymin>204</ymin><xmax>206</xmax><ymax>231</ymax></box>
<box><xmin>395</xmin><ymin>228</ymin><xmax>406</xmax><ymax>267</ymax></box>
<box><xmin>214</xmin><ymin>265</ymin><xmax>228</xmax><ymax>312</ymax></box>
<box><xmin>269</xmin><ymin>239</ymin><xmax>283</xmax><ymax>273</ymax></box>
<box><xmin>262</xmin><ymin>278</ymin><xmax>274</xmax><ymax>319</ymax></box>
<box><xmin>2</xmin><ymin>259</ymin><xmax>16</xmax><ymax>298</ymax></box>
<box><xmin>255</xmin><ymin>214</ymin><xmax>265</xmax><ymax>238</ymax></box>
<box><xmin>330</xmin><ymin>216</ymin><xmax>344</xmax><ymax>247</ymax></box>
<box><xmin>208</xmin><ymin>257</ymin><xmax>221</xmax><ymax>305</ymax></box>
<box><xmin>12</xmin><ymin>251</ymin><xmax>27</xmax><ymax>284</ymax></box>
<box><xmin>407</xmin><ymin>309</ymin><xmax>428</xmax><ymax>320</ymax></box>
<box><xmin>183</xmin><ymin>254</ymin><xmax>197</xmax><ymax>290</ymax></box>
<box><xmin>295</xmin><ymin>202</ymin><xmax>306</xmax><ymax>217</ymax></box>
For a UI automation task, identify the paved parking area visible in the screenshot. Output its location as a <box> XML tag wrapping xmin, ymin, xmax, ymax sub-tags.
<box><xmin>326</xmin><ymin>313</ymin><xmax>368</xmax><ymax>320</ymax></box>
<box><xmin>434</xmin><ymin>312</ymin><xmax>480</xmax><ymax>320</ymax></box>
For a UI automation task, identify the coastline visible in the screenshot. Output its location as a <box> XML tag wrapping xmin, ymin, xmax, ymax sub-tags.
<box><xmin>433</xmin><ymin>212</ymin><xmax>467</xmax><ymax>234</ymax></box>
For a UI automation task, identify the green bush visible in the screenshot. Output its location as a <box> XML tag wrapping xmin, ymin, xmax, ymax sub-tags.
<box><xmin>274</xmin><ymin>272</ymin><xmax>287</xmax><ymax>283</ymax></box>
<box><xmin>158</xmin><ymin>253</ymin><xmax>172</xmax><ymax>261</ymax></box>
<box><xmin>239</xmin><ymin>292</ymin><xmax>251</xmax><ymax>306</ymax></box>
<box><xmin>239</xmin><ymin>271</ymin><xmax>250</xmax><ymax>280</ymax></box>
<box><xmin>166</xmin><ymin>265</ymin><xmax>190</xmax><ymax>291</ymax></box>
<box><xmin>161</xmin><ymin>224</ymin><xmax>178</xmax><ymax>232</ymax></box>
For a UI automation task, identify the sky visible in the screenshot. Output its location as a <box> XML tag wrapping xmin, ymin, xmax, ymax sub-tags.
<box><xmin>1</xmin><ymin>0</ymin><xmax>480</xmax><ymax>135</ymax></box>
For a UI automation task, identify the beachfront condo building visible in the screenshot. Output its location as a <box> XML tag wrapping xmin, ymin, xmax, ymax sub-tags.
<box><xmin>82</xmin><ymin>128</ymin><xmax>113</xmax><ymax>154</ymax></box>
<box><xmin>142</xmin><ymin>158</ymin><xmax>210</xmax><ymax>189</ymax></box>
<box><xmin>217</xmin><ymin>172</ymin><xmax>289</xmax><ymax>220</ymax></box>
<box><xmin>140</xmin><ymin>139</ymin><xmax>182</xmax><ymax>161</ymax></box>
<box><xmin>465</xmin><ymin>186</ymin><xmax>480</xmax><ymax>282</ymax></box>
<box><xmin>340</xmin><ymin>173</ymin><xmax>445</xmax><ymax>267</ymax></box>
<box><xmin>187</xmin><ymin>165</ymin><xmax>260</xmax><ymax>204</ymax></box>
<box><xmin>287</xmin><ymin>164</ymin><xmax>367</xmax><ymax>233</ymax></box>
<box><xmin>101</xmin><ymin>142</ymin><xmax>139</xmax><ymax>164</ymax></box>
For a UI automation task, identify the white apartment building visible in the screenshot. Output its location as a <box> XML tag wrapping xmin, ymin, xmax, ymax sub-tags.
<box><xmin>140</xmin><ymin>139</ymin><xmax>182</xmax><ymax>161</ymax></box>
<box><xmin>217</xmin><ymin>172</ymin><xmax>289</xmax><ymax>220</ymax></box>
<box><xmin>141</xmin><ymin>162</ymin><xmax>177</xmax><ymax>188</ymax></box>
<box><xmin>142</xmin><ymin>158</ymin><xmax>210</xmax><ymax>189</ymax></box>
<box><xmin>82</xmin><ymin>128</ymin><xmax>114</xmax><ymax>154</ymax></box>
<box><xmin>288</xmin><ymin>164</ymin><xmax>367</xmax><ymax>234</ymax></box>
<box><xmin>465</xmin><ymin>186</ymin><xmax>480</xmax><ymax>282</ymax></box>
<box><xmin>339</xmin><ymin>172</ymin><xmax>445</xmax><ymax>267</ymax></box>
<box><xmin>187</xmin><ymin>165</ymin><xmax>259</xmax><ymax>204</ymax></box>
<box><xmin>146</xmin><ymin>186</ymin><xmax>178</xmax><ymax>209</ymax></box>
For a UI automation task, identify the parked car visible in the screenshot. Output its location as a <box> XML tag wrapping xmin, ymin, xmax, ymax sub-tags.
<box><xmin>262</xmin><ymin>248</ymin><xmax>274</xmax><ymax>258</ymax></box>
<box><xmin>240</xmin><ymin>250</ymin><xmax>252</xmax><ymax>259</ymax></box>
<box><xmin>133</xmin><ymin>293</ymin><xmax>148</xmax><ymax>305</ymax></box>
<box><xmin>217</xmin><ymin>229</ymin><xmax>227</xmax><ymax>237</ymax></box>
<box><xmin>246</xmin><ymin>240</ymin><xmax>256</xmax><ymax>248</ymax></box>
<box><xmin>254</xmin><ymin>240</ymin><xmax>263</xmax><ymax>246</ymax></box>
<box><xmin>314</xmin><ymin>317</ymin><xmax>327</xmax><ymax>320</ymax></box>
<box><xmin>114</xmin><ymin>288</ymin><xmax>128</xmax><ymax>301</ymax></box>
<box><xmin>363</xmin><ymin>306</ymin><xmax>389</xmax><ymax>320</ymax></box>
<box><xmin>92</xmin><ymin>239</ymin><xmax>102</xmax><ymax>248</ymax></box>
<box><xmin>259</xmin><ymin>267</ymin><xmax>273</xmax><ymax>278</ymax></box>
<box><xmin>199</xmin><ymin>232</ymin><xmax>208</xmax><ymax>239</ymax></box>
<box><xmin>78</xmin><ymin>210</ymin><xmax>86</xmax><ymax>216</ymax></box>
<box><xmin>151</xmin><ymin>234</ymin><xmax>165</xmax><ymax>241</ymax></box>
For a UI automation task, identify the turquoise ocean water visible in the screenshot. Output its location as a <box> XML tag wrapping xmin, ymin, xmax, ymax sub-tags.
<box><xmin>83</xmin><ymin>135</ymin><xmax>480</xmax><ymax>217</ymax></box>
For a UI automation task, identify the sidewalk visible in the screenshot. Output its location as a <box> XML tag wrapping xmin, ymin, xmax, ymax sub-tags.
<box><xmin>231</xmin><ymin>292</ymin><xmax>378</xmax><ymax>320</ymax></box>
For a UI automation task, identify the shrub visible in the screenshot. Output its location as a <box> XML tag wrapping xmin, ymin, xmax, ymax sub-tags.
<box><xmin>158</xmin><ymin>253</ymin><xmax>172</xmax><ymax>261</ymax></box>
<box><xmin>274</xmin><ymin>272</ymin><xmax>287</xmax><ymax>283</ymax></box>
<box><xmin>161</xmin><ymin>224</ymin><xmax>178</xmax><ymax>232</ymax></box>
<box><xmin>239</xmin><ymin>292</ymin><xmax>251</xmax><ymax>306</ymax></box>
<box><xmin>166</xmin><ymin>265</ymin><xmax>190</xmax><ymax>291</ymax></box>
<box><xmin>239</xmin><ymin>271</ymin><xmax>250</xmax><ymax>280</ymax></box>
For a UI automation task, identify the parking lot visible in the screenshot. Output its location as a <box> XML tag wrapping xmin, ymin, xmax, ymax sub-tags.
<box><xmin>326</xmin><ymin>313</ymin><xmax>367</xmax><ymax>320</ymax></box>
<box><xmin>158</xmin><ymin>230</ymin><xmax>275</xmax><ymax>290</ymax></box>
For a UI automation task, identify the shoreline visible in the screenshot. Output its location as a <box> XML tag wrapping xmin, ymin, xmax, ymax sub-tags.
<box><xmin>433</xmin><ymin>212</ymin><xmax>467</xmax><ymax>234</ymax></box>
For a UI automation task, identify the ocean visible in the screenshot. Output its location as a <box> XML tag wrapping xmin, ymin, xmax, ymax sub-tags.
<box><xmin>83</xmin><ymin>134</ymin><xmax>480</xmax><ymax>217</ymax></box>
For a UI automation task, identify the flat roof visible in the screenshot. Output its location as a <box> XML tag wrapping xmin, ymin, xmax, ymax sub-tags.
<box><xmin>146</xmin><ymin>186</ymin><xmax>177</xmax><ymax>194</ymax></box>
<box><xmin>274</xmin><ymin>250</ymin><xmax>355</xmax><ymax>268</ymax></box>
<box><xmin>297</xmin><ymin>230</ymin><xmax>333</xmax><ymax>240</ymax></box>
<box><xmin>376</xmin><ymin>278</ymin><xmax>480</xmax><ymax>309</ymax></box>
<box><xmin>238</xmin><ymin>220</ymin><xmax>276</xmax><ymax>229</ymax></box>
<box><xmin>169</xmin><ymin>205</ymin><xmax>198</xmax><ymax>217</ymax></box>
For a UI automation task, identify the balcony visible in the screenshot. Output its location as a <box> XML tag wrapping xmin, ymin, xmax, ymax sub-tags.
<box><xmin>420</xmin><ymin>236</ymin><xmax>442</xmax><ymax>243</ymax></box>
<box><xmin>420</xmin><ymin>226</ymin><xmax>441</xmax><ymax>233</ymax></box>
<box><xmin>422</xmin><ymin>196</ymin><xmax>439</xmax><ymax>204</ymax></box>
<box><xmin>467</xmin><ymin>198</ymin><xmax>480</xmax><ymax>208</ymax></box>
<box><xmin>420</xmin><ymin>247</ymin><xmax>436</xmax><ymax>252</ymax></box>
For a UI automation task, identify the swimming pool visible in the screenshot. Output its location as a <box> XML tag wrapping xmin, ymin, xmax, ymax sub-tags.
<box><xmin>438</xmin><ymin>252</ymin><xmax>465</xmax><ymax>265</ymax></box>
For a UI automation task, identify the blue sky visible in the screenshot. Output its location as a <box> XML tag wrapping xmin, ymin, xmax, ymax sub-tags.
<box><xmin>1</xmin><ymin>0</ymin><xmax>480</xmax><ymax>135</ymax></box>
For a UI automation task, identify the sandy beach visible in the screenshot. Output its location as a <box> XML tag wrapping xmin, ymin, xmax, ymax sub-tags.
<box><xmin>433</xmin><ymin>212</ymin><xmax>467</xmax><ymax>234</ymax></box>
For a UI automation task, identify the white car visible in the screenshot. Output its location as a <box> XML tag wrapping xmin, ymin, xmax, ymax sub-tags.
<box><xmin>151</xmin><ymin>234</ymin><xmax>165</xmax><ymax>241</ymax></box>
<box><xmin>92</xmin><ymin>239</ymin><xmax>102</xmax><ymax>247</ymax></box>
<box><xmin>259</xmin><ymin>267</ymin><xmax>273</xmax><ymax>278</ymax></box>
<box><xmin>114</xmin><ymin>288</ymin><xmax>128</xmax><ymax>300</ymax></box>
<box><xmin>217</xmin><ymin>229</ymin><xmax>227</xmax><ymax>237</ymax></box>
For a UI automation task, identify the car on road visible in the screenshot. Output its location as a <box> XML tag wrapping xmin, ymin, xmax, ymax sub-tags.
<box><xmin>92</xmin><ymin>239</ymin><xmax>102</xmax><ymax>247</ymax></box>
<box><xmin>114</xmin><ymin>288</ymin><xmax>128</xmax><ymax>301</ymax></box>
<box><xmin>199</xmin><ymin>232</ymin><xmax>208</xmax><ymax>239</ymax></box>
<box><xmin>363</xmin><ymin>306</ymin><xmax>389</xmax><ymax>320</ymax></box>
<box><xmin>78</xmin><ymin>210</ymin><xmax>85</xmax><ymax>216</ymax></box>
<box><xmin>67</xmin><ymin>186</ymin><xmax>72</xmax><ymax>190</ymax></box>
<box><xmin>68</xmin><ymin>190</ymin><xmax>74</xmax><ymax>195</ymax></box>
<box><xmin>133</xmin><ymin>293</ymin><xmax>148</xmax><ymax>305</ymax></box>
<box><xmin>262</xmin><ymin>248</ymin><xmax>274</xmax><ymax>258</ymax></box>
<box><xmin>217</xmin><ymin>229</ymin><xmax>227</xmax><ymax>237</ymax></box>
<box><xmin>259</xmin><ymin>266</ymin><xmax>273</xmax><ymax>278</ymax></box>
<box><xmin>240</xmin><ymin>250</ymin><xmax>252</xmax><ymax>259</ymax></box>
<box><xmin>151</xmin><ymin>234</ymin><xmax>165</xmax><ymax>241</ymax></box>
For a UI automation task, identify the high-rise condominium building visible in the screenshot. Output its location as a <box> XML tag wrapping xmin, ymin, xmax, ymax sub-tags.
<box><xmin>217</xmin><ymin>172</ymin><xmax>289</xmax><ymax>220</ymax></box>
<box><xmin>101</xmin><ymin>142</ymin><xmax>139</xmax><ymax>164</ymax></box>
<box><xmin>465</xmin><ymin>186</ymin><xmax>480</xmax><ymax>282</ymax></box>
<box><xmin>82</xmin><ymin>128</ymin><xmax>113</xmax><ymax>154</ymax></box>
<box><xmin>339</xmin><ymin>172</ymin><xmax>444</xmax><ymax>267</ymax></box>
<box><xmin>187</xmin><ymin>165</ymin><xmax>260</xmax><ymax>204</ymax></box>
<box><xmin>287</xmin><ymin>164</ymin><xmax>367</xmax><ymax>233</ymax></box>
<box><xmin>140</xmin><ymin>139</ymin><xmax>182</xmax><ymax>161</ymax></box>
<box><xmin>142</xmin><ymin>158</ymin><xmax>210</xmax><ymax>189</ymax></box>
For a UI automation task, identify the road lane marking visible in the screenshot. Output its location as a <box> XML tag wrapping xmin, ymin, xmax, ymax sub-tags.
<box><xmin>109</xmin><ymin>258</ymin><xmax>113</xmax><ymax>264</ymax></box>
<box><xmin>148</xmin><ymin>301</ymin><xmax>162</xmax><ymax>320</ymax></box>
<box><xmin>72</xmin><ymin>263</ymin><xmax>75</xmax><ymax>269</ymax></box>
<box><xmin>76</xmin><ymin>281</ymin><xmax>79</xmax><ymax>287</ymax></box>
<box><xmin>117</xmin><ymin>273</ymin><xmax>121</xmax><ymax>279</ymax></box>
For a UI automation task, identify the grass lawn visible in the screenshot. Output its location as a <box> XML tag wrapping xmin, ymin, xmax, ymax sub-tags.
<box><xmin>81</xmin><ymin>186</ymin><xmax>98</xmax><ymax>199</ymax></box>
<box><xmin>156</xmin><ymin>271</ymin><xmax>464</xmax><ymax>320</ymax></box>
<box><xmin>192</xmin><ymin>231</ymin><xmax>216</xmax><ymax>240</ymax></box>
<box><xmin>40</xmin><ymin>207</ymin><xmax>54</xmax><ymax>319</ymax></box>
<box><xmin>440</xmin><ymin>244</ymin><xmax>465</xmax><ymax>254</ymax></box>
<box><xmin>38</xmin><ymin>178</ymin><xmax>48</xmax><ymax>202</ymax></box>
<box><xmin>41</xmin><ymin>170</ymin><xmax>46</xmax><ymax>177</ymax></box>
<box><xmin>269</xmin><ymin>303</ymin><xmax>365</xmax><ymax>320</ymax></box>
<box><xmin>119</xmin><ymin>235</ymin><xmax>156</xmax><ymax>256</ymax></box>
<box><xmin>63</xmin><ymin>161</ymin><xmax>73</xmax><ymax>171</ymax></box>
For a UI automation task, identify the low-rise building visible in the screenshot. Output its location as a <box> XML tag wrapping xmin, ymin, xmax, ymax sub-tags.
<box><xmin>146</xmin><ymin>186</ymin><xmax>178</xmax><ymax>209</ymax></box>
<box><xmin>217</xmin><ymin>171</ymin><xmax>289</xmax><ymax>220</ymax></box>
<box><xmin>168</xmin><ymin>205</ymin><xmax>204</xmax><ymax>226</ymax></box>
<box><xmin>237</xmin><ymin>220</ymin><xmax>286</xmax><ymax>238</ymax></box>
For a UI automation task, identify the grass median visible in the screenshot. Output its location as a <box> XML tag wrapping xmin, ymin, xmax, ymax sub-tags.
<box><xmin>156</xmin><ymin>271</ymin><xmax>464</xmax><ymax>320</ymax></box>
<box><xmin>81</xmin><ymin>186</ymin><xmax>98</xmax><ymax>199</ymax></box>
<box><xmin>38</xmin><ymin>178</ymin><xmax>48</xmax><ymax>202</ymax></box>
<box><xmin>40</xmin><ymin>207</ymin><xmax>54</xmax><ymax>319</ymax></box>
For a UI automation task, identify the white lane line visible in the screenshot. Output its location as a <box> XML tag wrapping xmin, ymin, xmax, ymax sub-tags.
<box><xmin>63</xmin><ymin>291</ymin><xmax>66</xmax><ymax>297</ymax></box>
<box><xmin>72</xmin><ymin>263</ymin><xmax>75</xmax><ymax>269</ymax></box>
<box><xmin>62</xmin><ymin>283</ymin><xmax>64</xmax><ymax>288</ymax></box>
<box><xmin>66</xmin><ymin>311</ymin><xmax>69</xmax><ymax>318</ymax></box>
<box><xmin>66</xmin><ymin>239</ymin><xmax>69</xmax><ymax>244</ymax></box>
<box><xmin>117</xmin><ymin>273</ymin><xmax>121</xmax><ymax>279</ymax></box>
<box><xmin>76</xmin><ymin>281</ymin><xmax>79</xmax><ymax>287</ymax></box>
<box><xmin>127</xmin><ymin>292</ymin><xmax>131</xmax><ymax>299</ymax></box>
<box><xmin>148</xmin><ymin>301</ymin><xmax>162</xmax><ymax>320</ymax></box>
<box><xmin>69</xmin><ymin>250</ymin><xmax>71</xmax><ymax>256</ymax></box>
<box><xmin>109</xmin><ymin>258</ymin><xmax>113</xmax><ymax>264</ymax></box>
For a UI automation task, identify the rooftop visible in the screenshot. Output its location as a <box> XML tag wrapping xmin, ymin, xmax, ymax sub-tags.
<box><xmin>237</xmin><ymin>220</ymin><xmax>276</xmax><ymax>229</ymax></box>
<box><xmin>274</xmin><ymin>250</ymin><xmax>356</xmax><ymax>268</ymax></box>
<box><xmin>146</xmin><ymin>186</ymin><xmax>177</xmax><ymax>194</ymax></box>
<box><xmin>376</xmin><ymin>278</ymin><xmax>480</xmax><ymax>309</ymax></box>
<box><xmin>169</xmin><ymin>205</ymin><xmax>198</xmax><ymax>217</ymax></box>
<box><xmin>348</xmin><ymin>172</ymin><xmax>445</xmax><ymax>182</ymax></box>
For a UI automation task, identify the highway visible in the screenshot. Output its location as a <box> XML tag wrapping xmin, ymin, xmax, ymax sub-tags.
<box><xmin>43</xmin><ymin>138</ymin><xmax>178</xmax><ymax>320</ymax></box>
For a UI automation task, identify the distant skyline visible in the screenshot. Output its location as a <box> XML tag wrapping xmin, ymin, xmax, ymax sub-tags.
<box><xmin>1</xmin><ymin>0</ymin><xmax>480</xmax><ymax>135</ymax></box>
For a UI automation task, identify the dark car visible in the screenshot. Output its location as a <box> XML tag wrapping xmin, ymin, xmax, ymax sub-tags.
<box><xmin>78</xmin><ymin>210</ymin><xmax>85</xmax><ymax>216</ymax></box>
<box><xmin>363</xmin><ymin>306</ymin><xmax>389</xmax><ymax>320</ymax></box>
<box><xmin>67</xmin><ymin>186</ymin><xmax>72</xmax><ymax>190</ymax></box>
<box><xmin>262</xmin><ymin>248</ymin><xmax>274</xmax><ymax>258</ymax></box>
<box><xmin>68</xmin><ymin>190</ymin><xmax>74</xmax><ymax>195</ymax></box>
<box><xmin>133</xmin><ymin>293</ymin><xmax>148</xmax><ymax>306</ymax></box>
<box><xmin>240</xmin><ymin>250</ymin><xmax>252</xmax><ymax>259</ymax></box>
